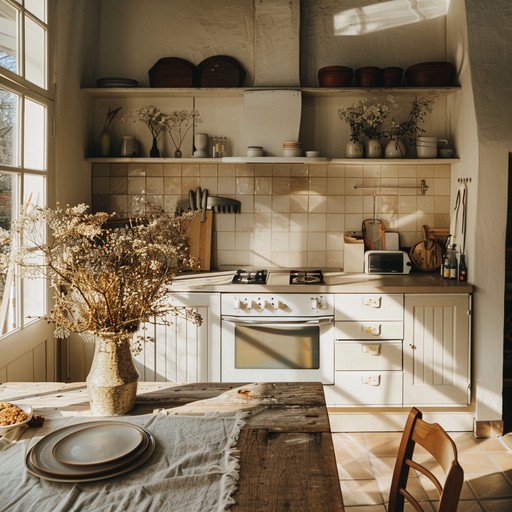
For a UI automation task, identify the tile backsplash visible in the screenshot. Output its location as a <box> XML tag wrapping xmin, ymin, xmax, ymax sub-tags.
<box><xmin>92</xmin><ymin>161</ymin><xmax>451</xmax><ymax>270</ymax></box>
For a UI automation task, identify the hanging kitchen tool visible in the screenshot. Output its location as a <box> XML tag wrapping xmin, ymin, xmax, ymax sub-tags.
<box><xmin>362</xmin><ymin>193</ymin><xmax>386</xmax><ymax>251</ymax></box>
<box><xmin>409</xmin><ymin>225</ymin><xmax>443</xmax><ymax>272</ymax></box>
<box><xmin>450</xmin><ymin>182</ymin><xmax>467</xmax><ymax>255</ymax></box>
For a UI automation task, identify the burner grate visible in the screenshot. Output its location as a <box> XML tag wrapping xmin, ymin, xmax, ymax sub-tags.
<box><xmin>232</xmin><ymin>269</ymin><xmax>268</xmax><ymax>284</ymax></box>
<box><xmin>289</xmin><ymin>270</ymin><xmax>324</xmax><ymax>285</ymax></box>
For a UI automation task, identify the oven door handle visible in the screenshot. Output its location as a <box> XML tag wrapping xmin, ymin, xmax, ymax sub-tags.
<box><xmin>222</xmin><ymin>316</ymin><xmax>333</xmax><ymax>326</ymax></box>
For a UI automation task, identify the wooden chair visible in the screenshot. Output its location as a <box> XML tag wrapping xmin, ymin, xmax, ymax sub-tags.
<box><xmin>388</xmin><ymin>407</ymin><xmax>464</xmax><ymax>512</ymax></box>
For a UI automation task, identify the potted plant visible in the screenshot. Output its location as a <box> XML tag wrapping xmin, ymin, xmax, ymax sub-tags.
<box><xmin>0</xmin><ymin>204</ymin><xmax>201</xmax><ymax>415</ymax></box>
<box><xmin>123</xmin><ymin>105</ymin><xmax>170</xmax><ymax>157</ymax></box>
<box><xmin>382</xmin><ymin>93</ymin><xmax>437</xmax><ymax>158</ymax></box>
<box><xmin>338</xmin><ymin>97</ymin><xmax>392</xmax><ymax>158</ymax></box>
<box><xmin>165</xmin><ymin>109</ymin><xmax>201</xmax><ymax>158</ymax></box>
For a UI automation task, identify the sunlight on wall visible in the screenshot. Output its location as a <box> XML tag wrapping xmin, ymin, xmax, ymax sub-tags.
<box><xmin>334</xmin><ymin>0</ymin><xmax>448</xmax><ymax>36</ymax></box>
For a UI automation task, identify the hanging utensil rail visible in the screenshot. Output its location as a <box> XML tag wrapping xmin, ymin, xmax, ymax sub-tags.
<box><xmin>354</xmin><ymin>179</ymin><xmax>429</xmax><ymax>195</ymax></box>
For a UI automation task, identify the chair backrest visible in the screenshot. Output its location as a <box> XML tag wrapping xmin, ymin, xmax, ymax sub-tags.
<box><xmin>388</xmin><ymin>407</ymin><xmax>464</xmax><ymax>512</ymax></box>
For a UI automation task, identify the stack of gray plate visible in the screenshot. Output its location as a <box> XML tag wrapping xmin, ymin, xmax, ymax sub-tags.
<box><xmin>26</xmin><ymin>421</ymin><xmax>155</xmax><ymax>482</ymax></box>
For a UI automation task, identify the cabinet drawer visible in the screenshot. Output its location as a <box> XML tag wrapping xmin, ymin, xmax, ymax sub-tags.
<box><xmin>334</xmin><ymin>371</ymin><xmax>403</xmax><ymax>405</ymax></box>
<box><xmin>335</xmin><ymin>294</ymin><xmax>403</xmax><ymax>321</ymax></box>
<box><xmin>335</xmin><ymin>321</ymin><xmax>403</xmax><ymax>340</ymax></box>
<box><xmin>335</xmin><ymin>341</ymin><xmax>402</xmax><ymax>370</ymax></box>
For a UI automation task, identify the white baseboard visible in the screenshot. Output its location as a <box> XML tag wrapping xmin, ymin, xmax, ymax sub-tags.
<box><xmin>328</xmin><ymin>409</ymin><xmax>475</xmax><ymax>433</ymax></box>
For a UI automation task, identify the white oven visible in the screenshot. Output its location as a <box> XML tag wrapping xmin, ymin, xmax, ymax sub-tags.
<box><xmin>221</xmin><ymin>293</ymin><xmax>334</xmax><ymax>384</ymax></box>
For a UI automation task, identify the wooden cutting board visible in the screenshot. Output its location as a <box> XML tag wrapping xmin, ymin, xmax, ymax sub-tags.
<box><xmin>183</xmin><ymin>210</ymin><xmax>213</xmax><ymax>270</ymax></box>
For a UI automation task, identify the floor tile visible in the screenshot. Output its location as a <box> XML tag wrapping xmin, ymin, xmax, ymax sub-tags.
<box><xmin>343</xmin><ymin>506</ymin><xmax>386</xmax><ymax>512</ymax></box>
<box><xmin>466</xmin><ymin>472</ymin><xmax>512</xmax><ymax>499</ymax></box>
<box><xmin>480</xmin><ymin>498</ymin><xmax>512</xmax><ymax>512</ymax></box>
<box><xmin>339</xmin><ymin>479</ymin><xmax>384</xmax><ymax>506</ymax></box>
<box><xmin>456</xmin><ymin>500</ymin><xmax>485</xmax><ymax>511</ymax></box>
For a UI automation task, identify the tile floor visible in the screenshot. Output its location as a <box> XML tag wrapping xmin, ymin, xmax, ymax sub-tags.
<box><xmin>332</xmin><ymin>431</ymin><xmax>512</xmax><ymax>512</ymax></box>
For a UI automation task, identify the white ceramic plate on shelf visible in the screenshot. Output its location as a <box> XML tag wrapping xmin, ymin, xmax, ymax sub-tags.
<box><xmin>0</xmin><ymin>404</ymin><xmax>32</xmax><ymax>435</ymax></box>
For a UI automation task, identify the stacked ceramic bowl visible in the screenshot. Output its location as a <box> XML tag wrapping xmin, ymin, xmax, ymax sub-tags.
<box><xmin>415</xmin><ymin>136</ymin><xmax>438</xmax><ymax>158</ymax></box>
<box><xmin>318</xmin><ymin>66</ymin><xmax>353</xmax><ymax>87</ymax></box>
<box><xmin>247</xmin><ymin>145</ymin><xmax>264</xmax><ymax>157</ymax></box>
<box><xmin>381</xmin><ymin>67</ymin><xmax>403</xmax><ymax>87</ymax></box>
<box><xmin>283</xmin><ymin>141</ymin><xmax>302</xmax><ymax>157</ymax></box>
<box><xmin>405</xmin><ymin>61</ymin><xmax>455</xmax><ymax>86</ymax></box>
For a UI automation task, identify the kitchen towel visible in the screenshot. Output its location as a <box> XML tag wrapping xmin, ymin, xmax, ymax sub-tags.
<box><xmin>0</xmin><ymin>411</ymin><xmax>246</xmax><ymax>512</ymax></box>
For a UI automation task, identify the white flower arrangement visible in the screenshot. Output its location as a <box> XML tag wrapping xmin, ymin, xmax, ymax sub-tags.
<box><xmin>338</xmin><ymin>97</ymin><xmax>393</xmax><ymax>141</ymax></box>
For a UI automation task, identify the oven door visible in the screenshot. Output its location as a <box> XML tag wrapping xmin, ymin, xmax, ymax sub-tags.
<box><xmin>221</xmin><ymin>316</ymin><xmax>334</xmax><ymax>384</ymax></box>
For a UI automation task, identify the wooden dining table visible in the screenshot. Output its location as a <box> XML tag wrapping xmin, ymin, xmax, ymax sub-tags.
<box><xmin>0</xmin><ymin>381</ymin><xmax>344</xmax><ymax>511</ymax></box>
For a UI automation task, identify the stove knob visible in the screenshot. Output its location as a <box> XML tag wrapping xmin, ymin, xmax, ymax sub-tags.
<box><xmin>233</xmin><ymin>298</ymin><xmax>243</xmax><ymax>310</ymax></box>
<box><xmin>270</xmin><ymin>299</ymin><xmax>282</xmax><ymax>310</ymax></box>
<box><xmin>256</xmin><ymin>299</ymin><xmax>267</xmax><ymax>309</ymax></box>
<box><xmin>311</xmin><ymin>297</ymin><xmax>322</xmax><ymax>309</ymax></box>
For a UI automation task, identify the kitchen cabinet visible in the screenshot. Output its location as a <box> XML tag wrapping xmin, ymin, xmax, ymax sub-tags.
<box><xmin>332</xmin><ymin>293</ymin><xmax>404</xmax><ymax>406</ymax></box>
<box><xmin>332</xmin><ymin>292</ymin><xmax>470</xmax><ymax>408</ymax></box>
<box><xmin>133</xmin><ymin>292</ymin><xmax>220</xmax><ymax>382</ymax></box>
<box><xmin>403</xmin><ymin>294</ymin><xmax>471</xmax><ymax>406</ymax></box>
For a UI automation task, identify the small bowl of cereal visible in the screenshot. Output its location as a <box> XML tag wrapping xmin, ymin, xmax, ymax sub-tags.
<box><xmin>0</xmin><ymin>402</ymin><xmax>32</xmax><ymax>434</ymax></box>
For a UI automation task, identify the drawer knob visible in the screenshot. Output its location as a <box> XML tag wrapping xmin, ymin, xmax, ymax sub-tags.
<box><xmin>361</xmin><ymin>375</ymin><xmax>381</xmax><ymax>386</ymax></box>
<box><xmin>363</xmin><ymin>297</ymin><xmax>382</xmax><ymax>308</ymax></box>
<box><xmin>362</xmin><ymin>344</ymin><xmax>381</xmax><ymax>356</ymax></box>
<box><xmin>363</xmin><ymin>324</ymin><xmax>382</xmax><ymax>336</ymax></box>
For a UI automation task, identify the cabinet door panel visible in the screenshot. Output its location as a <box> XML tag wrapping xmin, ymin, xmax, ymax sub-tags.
<box><xmin>403</xmin><ymin>294</ymin><xmax>470</xmax><ymax>405</ymax></box>
<box><xmin>133</xmin><ymin>293</ymin><xmax>220</xmax><ymax>382</ymax></box>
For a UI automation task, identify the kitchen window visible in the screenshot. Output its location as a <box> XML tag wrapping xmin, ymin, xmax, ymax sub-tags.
<box><xmin>0</xmin><ymin>0</ymin><xmax>52</xmax><ymax>337</ymax></box>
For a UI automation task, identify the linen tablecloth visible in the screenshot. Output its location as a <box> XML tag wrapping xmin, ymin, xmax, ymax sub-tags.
<box><xmin>0</xmin><ymin>411</ymin><xmax>246</xmax><ymax>512</ymax></box>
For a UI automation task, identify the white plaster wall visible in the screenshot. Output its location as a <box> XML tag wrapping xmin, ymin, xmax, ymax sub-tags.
<box><xmin>96</xmin><ymin>0</ymin><xmax>256</xmax><ymax>87</ymax></box>
<box><xmin>300</xmin><ymin>0</ymin><xmax>448</xmax><ymax>86</ymax></box>
<box><xmin>461</xmin><ymin>0</ymin><xmax>512</xmax><ymax>423</ymax></box>
<box><xmin>54</xmin><ymin>0</ymin><xmax>99</xmax><ymax>206</ymax></box>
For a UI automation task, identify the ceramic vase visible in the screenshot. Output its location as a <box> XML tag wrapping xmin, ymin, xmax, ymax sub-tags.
<box><xmin>100</xmin><ymin>129</ymin><xmax>111</xmax><ymax>157</ymax></box>
<box><xmin>384</xmin><ymin>139</ymin><xmax>406</xmax><ymax>158</ymax></box>
<box><xmin>150</xmin><ymin>136</ymin><xmax>160</xmax><ymax>158</ymax></box>
<box><xmin>86</xmin><ymin>332</ymin><xmax>139</xmax><ymax>416</ymax></box>
<box><xmin>346</xmin><ymin>139</ymin><xmax>364</xmax><ymax>158</ymax></box>
<box><xmin>366</xmin><ymin>138</ymin><xmax>382</xmax><ymax>158</ymax></box>
<box><xmin>193</xmin><ymin>133</ymin><xmax>209</xmax><ymax>157</ymax></box>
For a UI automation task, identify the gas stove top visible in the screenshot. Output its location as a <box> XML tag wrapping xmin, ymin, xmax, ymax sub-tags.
<box><xmin>230</xmin><ymin>269</ymin><xmax>326</xmax><ymax>285</ymax></box>
<box><xmin>231</xmin><ymin>269</ymin><xmax>269</xmax><ymax>284</ymax></box>
<box><xmin>289</xmin><ymin>269</ymin><xmax>325</xmax><ymax>285</ymax></box>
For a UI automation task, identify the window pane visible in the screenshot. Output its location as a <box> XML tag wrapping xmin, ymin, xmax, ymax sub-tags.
<box><xmin>25</xmin><ymin>0</ymin><xmax>46</xmax><ymax>23</ymax></box>
<box><xmin>21</xmin><ymin>173</ymin><xmax>45</xmax><ymax>325</ymax></box>
<box><xmin>0</xmin><ymin>88</ymin><xmax>19</xmax><ymax>166</ymax></box>
<box><xmin>0</xmin><ymin>1</ymin><xmax>18</xmax><ymax>75</ymax></box>
<box><xmin>24</xmin><ymin>98</ymin><xmax>45</xmax><ymax>170</ymax></box>
<box><xmin>0</xmin><ymin>173</ymin><xmax>17</xmax><ymax>335</ymax></box>
<box><xmin>25</xmin><ymin>15</ymin><xmax>45</xmax><ymax>88</ymax></box>
<box><xmin>24</xmin><ymin>172</ymin><xmax>44</xmax><ymax>207</ymax></box>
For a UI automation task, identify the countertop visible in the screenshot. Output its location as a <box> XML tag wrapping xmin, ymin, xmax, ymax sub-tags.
<box><xmin>169</xmin><ymin>270</ymin><xmax>473</xmax><ymax>294</ymax></box>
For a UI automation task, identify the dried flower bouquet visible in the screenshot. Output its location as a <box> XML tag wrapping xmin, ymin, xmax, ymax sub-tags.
<box><xmin>1</xmin><ymin>204</ymin><xmax>202</xmax><ymax>342</ymax></box>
